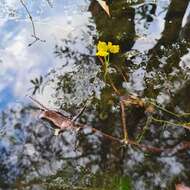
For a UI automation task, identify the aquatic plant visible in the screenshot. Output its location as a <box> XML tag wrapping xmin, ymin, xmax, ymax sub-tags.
<box><xmin>96</xmin><ymin>41</ymin><xmax>120</xmax><ymax>79</ymax></box>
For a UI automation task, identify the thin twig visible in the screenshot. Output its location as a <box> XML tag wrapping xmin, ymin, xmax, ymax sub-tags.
<box><xmin>20</xmin><ymin>0</ymin><xmax>45</xmax><ymax>46</ymax></box>
<box><xmin>107</xmin><ymin>75</ymin><xmax>121</xmax><ymax>96</ymax></box>
<box><xmin>137</xmin><ymin>116</ymin><xmax>152</xmax><ymax>143</ymax></box>
<box><xmin>28</xmin><ymin>95</ymin><xmax>49</xmax><ymax>111</ymax></box>
<box><xmin>152</xmin><ymin>117</ymin><xmax>190</xmax><ymax>130</ymax></box>
<box><xmin>72</xmin><ymin>104</ymin><xmax>87</xmax><ymax>122</ymax></box>
<box><xmin>113</xmin><ymin>65</ymin><xmax>128</xmax><ymax>82</ymax></box>
<box><xmin>147</xmin><ymin>100</ymin><xmax>190</xmax><ymax>118</ymax></box>
<box><xmin>76</xmin><ymin>122</ymin><xmax>163</xmax><ymax>153</ymax></box>
<box><xmin>120</xmin><ymin>100</ymin><xmax>128</xmax><ymax>142</ymax></box>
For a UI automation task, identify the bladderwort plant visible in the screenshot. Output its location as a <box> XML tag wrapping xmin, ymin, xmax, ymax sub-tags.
<box><xmin>96</xmin><ymin>41</ymin><xmax>120</xmax><ymax>80</ymax></box>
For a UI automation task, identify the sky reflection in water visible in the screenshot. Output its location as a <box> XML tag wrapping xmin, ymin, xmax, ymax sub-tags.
<box><xmin>1</xmin><ymin>0</ymin><xmax>190</xmax><ymax>110</ymax></box>
<box><xmin>0</xmin><ymin>0</ymin><xmax>90</xmax><ymax>110</ymax></box>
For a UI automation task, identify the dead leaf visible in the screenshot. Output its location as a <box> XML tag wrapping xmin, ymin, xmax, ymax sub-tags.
<box><xmin>145</xmin><ymin>105</ymin><xmax>155</xmax><ymax>113</ymax></box>
<box><xmin>122</xmin><ymin>95</ymin><xmax>145</xmax><ymax>107</ymax></box>
<box><xmin>96</xmin><ymin>0</ymin><xmax>110</xmax><ymax>17</ymax></box>
<box><xmin>40</xmin><ymin>110</ymin><xmax>73</xmax><ymax>130</ymax></box>
<box><xmin>176</xmin><ymin>184</ymin><xmax>190</xmax><ymax>190</ymax></box>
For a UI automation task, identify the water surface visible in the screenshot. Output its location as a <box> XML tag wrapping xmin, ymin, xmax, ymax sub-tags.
<box><xmin>1</xmin><ymin>0</ymin><xmax>190</xmax><ymax>189</ymax></box>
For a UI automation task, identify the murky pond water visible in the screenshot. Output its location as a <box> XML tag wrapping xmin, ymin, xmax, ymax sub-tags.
<box><xmin>1</xmin><ymin>0</ymin><xmax>190</xmax><ymax>189</ymax></box>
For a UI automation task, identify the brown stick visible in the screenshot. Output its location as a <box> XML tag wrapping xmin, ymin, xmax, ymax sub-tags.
<box><xmin>120</xmin><ymin>100</ymin><xmax>128</xmax><ymax>141</ymax></box>
<box><xmin>107</xmin><ymin>75</ymin><xmax>121</xmax><ymax>96</ymax></box>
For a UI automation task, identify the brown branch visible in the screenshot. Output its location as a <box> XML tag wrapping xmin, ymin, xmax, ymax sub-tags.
<box><xmin>120</xmin><ymin>100</ymin><xmax>128</xmax><ymax>142</ymax></box>
<box><xmin>107</xmin><ymin>75</ymin><xmax>121</xmax><ymax>96</ymax></box>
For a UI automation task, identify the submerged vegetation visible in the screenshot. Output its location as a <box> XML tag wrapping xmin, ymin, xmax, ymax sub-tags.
<box><xmin>1</xmin><ymin>0</ymin><xmax>190</xmax><ymax>189</ymax></box>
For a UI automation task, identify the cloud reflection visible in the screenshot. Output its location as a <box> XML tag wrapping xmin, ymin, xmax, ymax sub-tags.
<box><xmin>0</xmin><ymin>0</ymin><xmax>91</xmax><ymax>110</ymax></box>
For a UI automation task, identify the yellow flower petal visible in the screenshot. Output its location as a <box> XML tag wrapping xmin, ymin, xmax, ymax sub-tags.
<box><xmin>109</xmin><ymin>45</ymin><xmax>120</xmax><ymax>54</ymax></box>
<box><xmin>96</xmin><ymin>51</ymin><xmax>109</xmax><ymax>57</ymax></box>
<box><xmin>97</xmin><ymin>41</ymin><xmax>108</xmax><ymax>52</ymax></box>
<box><xmin>96</xmin><ymin>41</ymin><xmax>119</xmax><ymax>56</ymax></box>
<box><xmin>108</xmin><ymin>42</ymin><xmax>112</xmax><ymax>50</ymax></box>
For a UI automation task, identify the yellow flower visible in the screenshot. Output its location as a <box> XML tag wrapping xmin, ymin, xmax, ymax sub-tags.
<box><xmin>97</xmin><ymin>41</ymin><xmax>108</xmax><ymax>52</ymax></box>
<box><xmin>96</xmin><ymin>51</ymin><xmax>109</xmax><ymax>57</ymax></box>
<box><xmin>108</xmin><ymin>42</ymin><xmax>120</xmax><ymax>53</ymax></box>
<box><xmin>96</xmin><ymin>41</ymin><xmax>109</xmax><ymax>57</ymax></box>
<box><xmin>96</xmin><ymin>41</ymin><xmax>120</xmax><ymax>57</ymax></box>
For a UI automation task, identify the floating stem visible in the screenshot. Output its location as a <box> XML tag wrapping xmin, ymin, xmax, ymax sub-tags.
<box><xmin>137</xmin><ymin>116</ymin><xmax>152</xmax><ymax>143</ymax></box>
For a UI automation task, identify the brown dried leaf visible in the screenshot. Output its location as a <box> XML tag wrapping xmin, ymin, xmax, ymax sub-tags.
<box><xmin>40</xmin><ymin>110</ymin><xmax>73</xmax><ymax>130</ymax></box>
<box><xmin>123</xmin><ymin>95</ymin><xmax>145</xmax><ymax>107</ymax></box>
<box><xmin>145</xmin><ymin>105</ymin><xmax>155</xmax><ymax>113</ymax></box>
<box><xmin>96</xmin><ymin>0</ymin><xmax>110</xmax><ymax>17</ymax></box>
<box><xmin>176</xmin><ymin>184</ymin><xmax>190</xmax><ymax>190</ymax></box>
